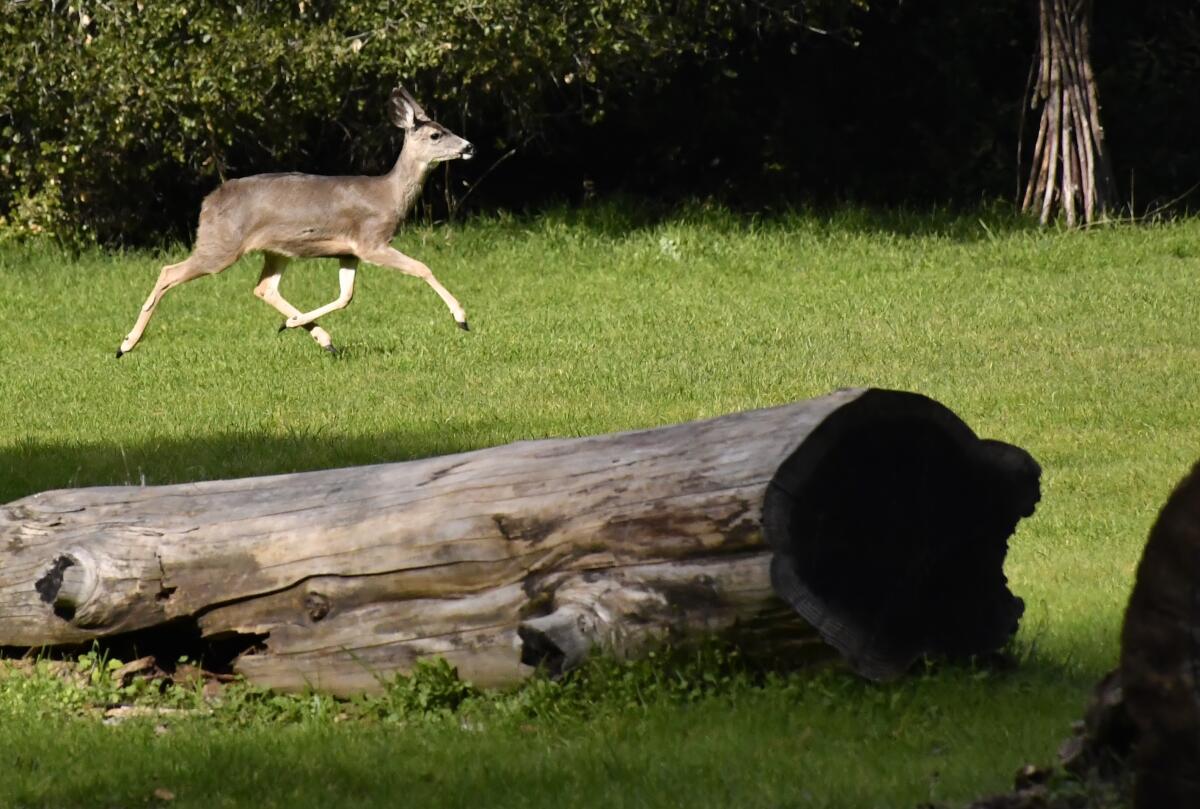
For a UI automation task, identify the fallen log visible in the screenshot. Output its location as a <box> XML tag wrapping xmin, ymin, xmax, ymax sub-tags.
<box><xmin>0</xmin><ymin>388</ymin><xmax>1039</xmax><ymax>695</ymax></box>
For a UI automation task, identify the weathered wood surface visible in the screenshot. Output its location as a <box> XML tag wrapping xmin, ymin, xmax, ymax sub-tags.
<box><xmin>0</xmin><ymin>388</ymin><xmax>1040</xmax><ymax>695</ymax></box>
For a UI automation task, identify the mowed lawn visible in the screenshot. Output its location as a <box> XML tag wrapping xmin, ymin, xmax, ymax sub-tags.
<box><xmin>1</xmin><ymin>207</ymin><xmax>1197</xmax><ymax>808</ymax></box>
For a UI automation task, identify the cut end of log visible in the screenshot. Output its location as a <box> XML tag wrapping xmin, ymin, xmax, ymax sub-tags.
<box><xmin>763</xmin><ymin>390</ymin><xmax>1040</xmax><ymax>680</ymax></box>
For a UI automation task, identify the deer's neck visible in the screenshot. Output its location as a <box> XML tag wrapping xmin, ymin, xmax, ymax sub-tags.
<box><xmin>387</xmin><ymin>149</ymin><xmax>433</xmax><ymax>221</ymax></box>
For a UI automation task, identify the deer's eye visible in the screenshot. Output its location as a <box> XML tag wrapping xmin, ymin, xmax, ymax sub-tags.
<box><xmin>430</xmin><ymin>131</ymin><xmax>442</xmax><ymax>141</ymax></box>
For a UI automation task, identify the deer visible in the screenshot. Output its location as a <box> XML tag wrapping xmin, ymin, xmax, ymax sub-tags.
<box><xmin>116</xmin><ymin>85</ymin><xmax>475</xmax><ymax>358</ymax></box>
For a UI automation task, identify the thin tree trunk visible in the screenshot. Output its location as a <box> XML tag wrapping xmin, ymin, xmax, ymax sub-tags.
<box><xmin>1021</xmin><ymin>0</ymin><xmax>1114</xmax><ymax>226</ymax></box>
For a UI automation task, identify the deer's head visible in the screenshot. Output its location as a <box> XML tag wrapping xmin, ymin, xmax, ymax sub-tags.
<box><xmin>389</xmin><ymin>86</ymin><xmax>475</xmax><ymax>165</ymax></box>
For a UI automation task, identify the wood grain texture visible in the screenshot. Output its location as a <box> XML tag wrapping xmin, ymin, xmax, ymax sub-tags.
<box><xmin>0</xmin><ymin>388</ymin><xmax>1040</xmax><ymax>694</ymax></box>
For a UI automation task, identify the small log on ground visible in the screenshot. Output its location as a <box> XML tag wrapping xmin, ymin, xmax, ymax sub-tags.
<box><xmin>0</xmin><ymin>388</ymin><xmax>1039</xmax><ymax>695</ymax></box>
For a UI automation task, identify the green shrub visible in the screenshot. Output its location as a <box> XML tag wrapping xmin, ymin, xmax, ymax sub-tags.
<box><xmin>0</xmin><ymin>1</ymin><xmax>856</xmax><ymax>244</ymax></box>
<box><xmin>8</xmin><ymin>1</ymin><xmax>1193</xmax><ymax>244</ymax></box>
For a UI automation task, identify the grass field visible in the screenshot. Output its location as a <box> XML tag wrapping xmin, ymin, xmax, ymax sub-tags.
<box><xmin>1</xmin><ymin>205</ymin><xmax>1198</xmax><ymax>807</ymax></box>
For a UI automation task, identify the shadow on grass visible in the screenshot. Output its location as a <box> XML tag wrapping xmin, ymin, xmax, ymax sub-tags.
<box><xmin>419</xmin><ymin>197</ymin><xmax>1048</xmax><ymax>248</ymax></box>
<box><xmin>0</xmin><ymin>426</ymin><xmax>505</xmax><ymax>504</ymax></box>
<box><xmin>498</xmin><ymin>197</ymin><xmax>1046</xmax><ymax>242</ymax></box>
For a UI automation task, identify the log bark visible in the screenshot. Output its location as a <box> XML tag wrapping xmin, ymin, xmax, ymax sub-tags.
<box><xmin>0</xmin><ymin>388</ymin><xmax>1040</xmax><ymax>695</ymax></box>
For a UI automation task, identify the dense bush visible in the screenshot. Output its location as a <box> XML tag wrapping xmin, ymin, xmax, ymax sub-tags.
<box><xmin>1</xmin><ymin>1</ymin><xmax>1197</xmax><ymax>244</ymax></box>
<box><xmin>0</xmin><ymin>0</ymin><xmax>859</xmax><ymax>243</ymax></box>
<box><xmin>1095</xmin><ymin>3</ymin><xmax>1200</xmax><ymax>213</ymax></box>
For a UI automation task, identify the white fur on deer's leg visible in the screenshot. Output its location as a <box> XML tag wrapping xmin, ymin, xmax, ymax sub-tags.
<box><xmin>117</xmin><ymin>289</ymin><xmax>160</xmax><ymax>356</ymax></box>
<box><xmin>254</xmin><ymin>257</ymin><xmax>336</xmax><ymax>351</ymax></box>
<box><xmin>363</xmin><ymin>247</ymin><xmax>470</xmax><ymax>331</ymax></box>
<box><xmin>426</xmin><ymin>274</ymin><xmax>470</xmax><ymax>331</ymax></box>
<box><xmin>285</xmin><ymin>266</ymin><xmax>357</xmax><ymax>329</ymax></box>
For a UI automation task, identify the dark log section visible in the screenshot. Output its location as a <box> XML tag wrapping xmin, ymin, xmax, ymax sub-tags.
<box><xmin>960</xmin><ymin>460</ymin><xmax>1200</xmax><ymax>809</ymax></box>
<box><xmin>0</xmin><ymin>389</ymin><xmax>1040</xmax><ymax>695</ymax></box>
<box><xmin>1120</xmin><ymin>459</ymin><xmax>1200</xmax><ymax>808</ymax></box>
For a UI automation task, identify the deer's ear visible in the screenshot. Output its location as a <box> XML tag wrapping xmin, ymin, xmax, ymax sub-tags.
<box><xmin>395</xmin><ymin>85</ymin><xmax>427</xmax><ymax>117</ymax></box>
<box><xmin>388</xmin><ymin>89</ymin><xmax>417</xmax><ymax>130</ymax></box>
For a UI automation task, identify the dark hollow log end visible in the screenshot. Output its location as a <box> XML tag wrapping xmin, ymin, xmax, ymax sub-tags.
<box><xmin>763</xmin><ymin>389</ymin><xmax>1040</xmax><ymax>680</ymax></box>
<box><xmin>1119</xmin><ymin>459</ymin><xmax>1200</xmax><ymax>808</ymax></box>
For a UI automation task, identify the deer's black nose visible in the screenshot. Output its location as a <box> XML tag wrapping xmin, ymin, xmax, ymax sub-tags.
<box><xmin>461</xmin><ymin>142</ymin><xmax>476</xmax><ymax>160</ymax></box>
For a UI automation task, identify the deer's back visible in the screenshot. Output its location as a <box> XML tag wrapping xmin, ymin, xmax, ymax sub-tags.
<box><xmin>198</xmin><ymin>172</ymin><xmax>399</xmax><ymax>259</ymax></box>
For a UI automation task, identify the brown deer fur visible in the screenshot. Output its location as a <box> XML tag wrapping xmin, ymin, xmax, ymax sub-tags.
<box><xmin>117</xmin><ymin>85</ymin><xmax>474</xmax><ymax>357</ymax></box>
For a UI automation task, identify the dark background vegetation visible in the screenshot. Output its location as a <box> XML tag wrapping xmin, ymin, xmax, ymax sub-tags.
<box><xmin>1</xmin><ymin>0</ymin><xmax>1197</xmax><ymax>245</ymax></box>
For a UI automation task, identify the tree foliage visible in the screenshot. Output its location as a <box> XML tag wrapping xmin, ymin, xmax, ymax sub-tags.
<box><xmin>1</xmin><ymin>1</ymin><xmax>1197</xmax><ymax>243</ymax></box>
<box><xmin>0</xmin><ymin>0</ymin><xmax>861</xmax><ymax>243</ymax></box>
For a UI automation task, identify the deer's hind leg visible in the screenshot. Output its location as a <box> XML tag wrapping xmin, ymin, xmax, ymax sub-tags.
<box><xmin>117</xmin><ymin>248</ymin><xmax>239</xmax><ymax>357</ymax></box>
<box><xmin>253</xmin><ymin>253</ymin><xmax>338</xmax><ymax>354</ymax></box>
<box><xmin>284</xmin><ymin>257</ymin><xmax>359</xmax><ymax>330</ymax></box>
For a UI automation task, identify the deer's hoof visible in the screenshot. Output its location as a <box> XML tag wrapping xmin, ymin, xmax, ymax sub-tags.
<box><xmin>324</xmin><ymin>343</ymin><xmax>340</xmax><ymax>357</ymax></box>
<box><xmin>115</xmin><ymin>348</ymin><xmax>125</xmax><ymax>359</ymax></box>
<box><xmin>457</xmin><ymin>320</ymin><xmax>470</xmax><ymax>332</ymax></box>
<box><xmin>278</xmin><ymin>321</ymin><xmax>289</xmax><ymax>333</ymax></box>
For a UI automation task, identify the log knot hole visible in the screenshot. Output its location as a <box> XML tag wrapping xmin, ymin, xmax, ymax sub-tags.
<box><xmin>35</xmin><ymin>553</ymin><xmax>98</xmax><ymax>623</ymax></box>
<box><xmin>304</xmin><ymin>592</ymin><xmax>331</xmax><ymax>622</ymax></box>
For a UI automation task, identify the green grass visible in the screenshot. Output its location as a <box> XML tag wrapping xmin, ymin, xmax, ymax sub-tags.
<box><xmin>2</xmin><ymin>205</ymin><xmax>1198</xmax><ymax>807</ymax></box>
<box><xmin>0</xmin><ymin>650</ymin><xmax>1099</xmax><ymax>809</ymax></box>
<box><xmin>0</xmin><ymin>664</ymin><xmax>1081</xmax><ymax>809</ymax></box>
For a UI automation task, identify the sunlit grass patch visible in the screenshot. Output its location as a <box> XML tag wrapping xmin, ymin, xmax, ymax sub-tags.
<box><xmin>1</xmin><ymin>206</ymin><xmax>1197</xmax><ymax>807</ymax></box>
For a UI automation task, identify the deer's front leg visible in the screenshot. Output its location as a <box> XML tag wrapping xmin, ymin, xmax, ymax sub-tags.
<box><xmin>286</xmin><ymin>261</ymin><xmax>359</xmax><ymax>329</ymax></box>
<box><xmin>361</xmin><ymin>247</ymin><xmax>469</xmax><ymax>330</ymax></box>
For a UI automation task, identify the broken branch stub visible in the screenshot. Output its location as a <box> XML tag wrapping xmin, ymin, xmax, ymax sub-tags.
<box><xmin>0</xmin><ymin>388</ymin><xmax>1040</xmax><ymax>694</ymax></box>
